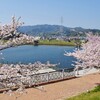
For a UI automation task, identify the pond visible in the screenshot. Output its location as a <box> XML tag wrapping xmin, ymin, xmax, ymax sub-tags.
<box><xmin>0</xmin><ymin>45</ymin><xmax>76</xmax><ymax>69</ymax></box>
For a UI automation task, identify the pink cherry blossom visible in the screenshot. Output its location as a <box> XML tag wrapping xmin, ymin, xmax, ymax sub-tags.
<box><xmin>65</xmin><ymin>34</ymin><xmax>100</xmax><ymax>71</ymax></box>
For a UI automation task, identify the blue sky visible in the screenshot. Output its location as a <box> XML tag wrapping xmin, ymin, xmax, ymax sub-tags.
<box><xmin>0</xmin><ymin>0</ymin><xmax>100</xmax><ymax>29</ymax></box>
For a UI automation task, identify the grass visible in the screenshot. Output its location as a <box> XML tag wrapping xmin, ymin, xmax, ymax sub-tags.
<box><xmin>0</xmin><ymin>39</ymin><xmax>76</xmax><ymax>46</ymax></box>
<box><xmin>66</xmin><ymin>85</ymin><xmax>100</xmax><ymax>100</ymax></box>
<box><xmin>39</xmin><ymin>40</ymin><xmax>75</xmax><ymax>46</ymax></box>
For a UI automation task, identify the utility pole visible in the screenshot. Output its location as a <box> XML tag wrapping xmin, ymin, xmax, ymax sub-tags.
<box><xmin>60</xmin><ymin>16</ymin><xmax>63</xmax><ymax>36</ymax></box>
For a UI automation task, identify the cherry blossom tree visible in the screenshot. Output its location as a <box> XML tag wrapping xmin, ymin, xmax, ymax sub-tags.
<box><xmin>64</xmin><ymin>34</ymin><xmax>100</xmax><ymax>73</ymax></box>
<box><xmin>0</xmin><ymin>62</ymin><xmax>57</xmax><ymax>95</ymax></box>
<box><xmin>0</xmin><ymin>16</ymin><xmax>24</xmax><ymax>36</ymax></box>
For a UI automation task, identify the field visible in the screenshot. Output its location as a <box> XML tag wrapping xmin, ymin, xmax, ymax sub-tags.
<box><xmin>39</xmin><ymin>40</ymin><xmax>75</xmax><ymax>46</ymax></box>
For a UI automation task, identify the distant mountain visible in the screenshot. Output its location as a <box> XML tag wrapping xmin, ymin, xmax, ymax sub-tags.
<box><xmin>18</xmin><ymin>24</ymin><xmax>100</xmax><ymax>37</ymax></box>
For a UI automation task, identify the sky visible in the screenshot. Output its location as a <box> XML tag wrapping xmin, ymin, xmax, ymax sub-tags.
<box><xmin>0</xmin><ymin>0</ymin><xmax>100</xmax><ymax>29</ymax></box>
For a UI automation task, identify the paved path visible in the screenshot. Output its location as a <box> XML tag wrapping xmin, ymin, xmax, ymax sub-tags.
<box><xmin>75</xmin><ymin>67</ymin><xmax>99</xmax><ymax>77</ymax></box>
<box><xmin>0</xmin><ymin>72</ymin><xmax>99</xmax><ymax>100</ymax></box>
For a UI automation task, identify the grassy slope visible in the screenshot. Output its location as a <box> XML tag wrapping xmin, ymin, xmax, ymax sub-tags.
<box><xmin>39</xmin><ymin>40</ymin><xmax>75</xmax><ymax>46</ymax></box>
<box><xmin>66</xmin><ymin>86</ymin><xmax>100</xmax><ymax>100</ymax></box>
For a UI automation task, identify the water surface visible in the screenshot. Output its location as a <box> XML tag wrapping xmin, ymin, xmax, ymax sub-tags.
<box><xmin>0</xmin><ymin>45</ymin><xmax>76</xmax><ymax>68</ymax></box>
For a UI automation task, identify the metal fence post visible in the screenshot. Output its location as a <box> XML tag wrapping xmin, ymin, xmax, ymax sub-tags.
<box><xmin>47</xmin><ymin>72</ymin><xmax>49</xmax><ymax>82</ymax></box>
<box><xmin>62</xmin><ymin>69</ymin><xmax>64</xmax><ymax>79</ymax></box>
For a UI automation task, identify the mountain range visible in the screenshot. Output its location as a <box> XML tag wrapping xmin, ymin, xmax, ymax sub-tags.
<box><xmin>18</xmin><ymin>24</ymin><xmax>100</xmax><ymax>37</ymax></box>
